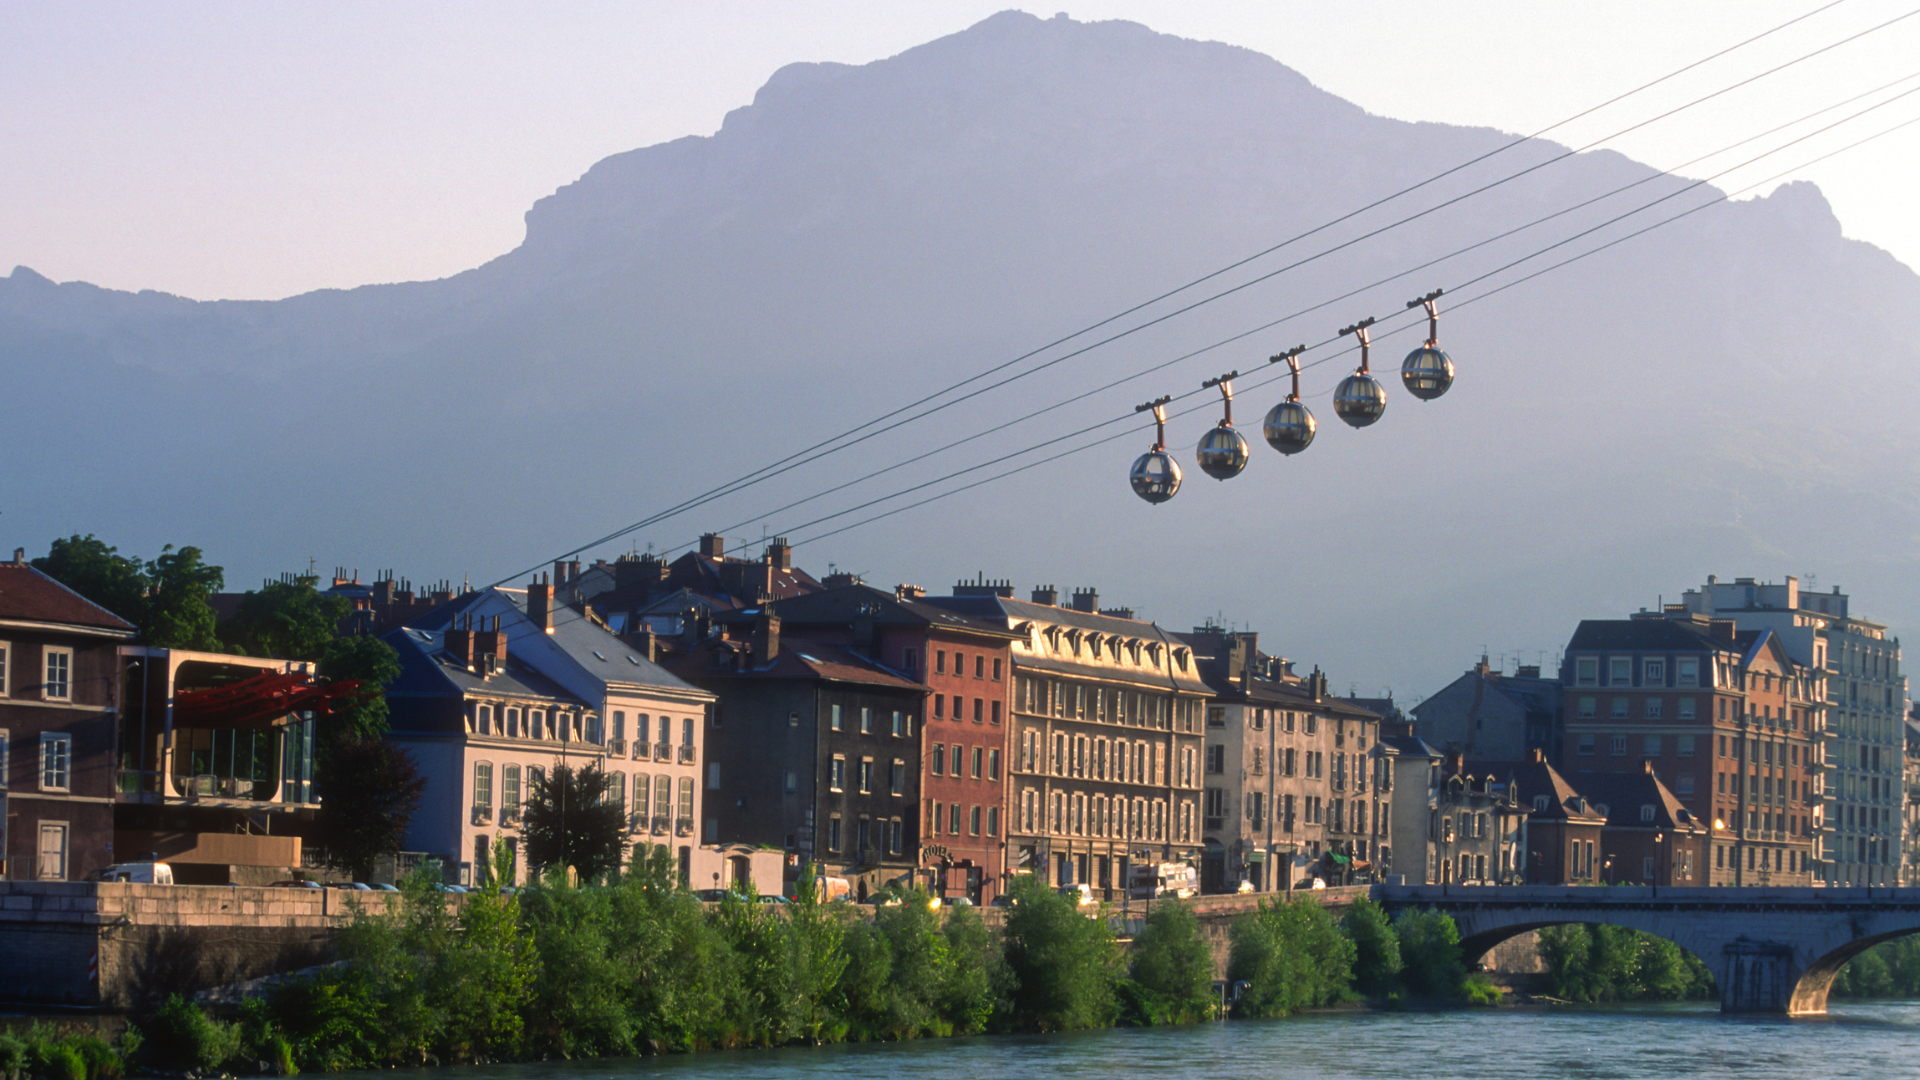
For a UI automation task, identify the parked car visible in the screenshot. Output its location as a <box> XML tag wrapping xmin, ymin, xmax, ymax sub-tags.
<box><xmin>86</xmin><ymin>861</ymin><xmax>174</xmax><ymax>885</ymax></box>
<box><xmin>1294</xmin><ymin>877</ymin><xmax>1327</xmax><ymax>890</ymax></box>
<box><xmin>1057</xmin><ymin>883</ymin><xmax>1096</xmax><ymax>907</ymax></box>
<box><xmin>268</xmin><ymin>880</ymin><xmax>323</xmax><ymax>889</ymax></box>
<box><xmin>946</xmin><ymin>896</ymin><xmax>974</xmax><ymax>907</ymax></box>
<box><xmin>989</xmin><ymin>895</ymin><xmax>1019</xmax><ymax>908</ymax></box>
<box><xmin>330</xmin><ymin>882</ymin><xmax>373</xmax><ymax>891</ymax></box>
<box><xmin>692</xmin><ymin>888</ymin><xmax>732</xmax><ymax>902</ymax></box>
<box><xmin>1235</xmin><ymin>879</ymin><xmax>1256</xmax><ymax>894</ymax></box>
<box><xmin>757</xmin><ymin>894</ymin><xmax>789</xmax><ymax>904</ymax></box>
<box><xmin>370</xmin><ymin>883</ymin><xmax>400</xmax><ymax>892</ymax></box>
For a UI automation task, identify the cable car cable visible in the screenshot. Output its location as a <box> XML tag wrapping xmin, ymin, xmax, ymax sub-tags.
<box><xmin>482</xmin><ymin>0</ymin><xmax>1878</xmax><ymax>587</ymax></box>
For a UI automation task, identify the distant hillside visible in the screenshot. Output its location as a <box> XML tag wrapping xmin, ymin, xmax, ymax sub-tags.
<box><xmin>6</xmin><ymin>11</ymin><xmax>1918</xmax><ymax>695</ymax></box>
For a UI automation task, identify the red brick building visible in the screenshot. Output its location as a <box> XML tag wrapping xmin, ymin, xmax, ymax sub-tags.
<box><xmin>0</xmin><ymin>551</ymin><xmax>135</xmax><ymax>880</ymax></box>
<box><xmin>1560</xmin><ymin>611</ymin><xmax>1819</xmax><ymax>885</ymax></box>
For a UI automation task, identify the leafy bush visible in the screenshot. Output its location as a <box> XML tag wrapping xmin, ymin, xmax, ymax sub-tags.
<box><xmin>0</xmin><ymin>1034</ymin><xmax>26</xmax><ymax>1080</ymax></box>
<box><xmin>1342</xmin><ymin>898</ymin><xmax>1404</xmax><ymax>998</ymax></box>
<box><xmin>1123</xmin><ymin>900</ymin><xmax>1217</xmax><ymax>1025</ymax></box>
<box><xmin>1394</xmin><ymin>910</ymin><xmax>1466</xmax><ymax>999</ymax></box>
<box><xmin>1535</xmin><ymin>924</ymin><xmax>1714</xmax><ymax>1002</ymax></box>
<box><xmin>999</xmin><ymin>876</ymin><xmax>1121</xmax><ymax>1031</ymax></box>
<box><xmin>136</xmin><ymin>995</ymin><xmax>242</xmax><ymax>1074</ymax></box>
<box><xmin>1227</xmin><ymin>896</ymin><xmax>1354</xmax><ymax>1017</ymax></box>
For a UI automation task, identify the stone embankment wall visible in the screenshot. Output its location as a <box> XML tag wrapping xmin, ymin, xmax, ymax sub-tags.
<box><xmin>0</xmin><ymin>881</ymin><xmax>395</xmax><ymax>1009</ymax></box>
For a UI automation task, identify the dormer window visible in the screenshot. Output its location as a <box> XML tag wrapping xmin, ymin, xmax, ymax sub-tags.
<box><xmin>1533</xmin><ymin>795</ymin><xmax>1549</xmax><ymax>812</ymax></box>
<box><xmin>1640</xmin><ymin>804</ymin><xmax>1656</xmax><ymax>823</ymax></box>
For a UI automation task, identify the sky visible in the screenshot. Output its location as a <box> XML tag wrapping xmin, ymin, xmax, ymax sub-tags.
<box><xmin>7</xmin><ymin>0</ymin><xmax>1920</xmax><ymax>301</ymax></box>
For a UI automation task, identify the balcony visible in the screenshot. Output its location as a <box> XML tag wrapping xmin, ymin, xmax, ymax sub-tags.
<box><xmin>653</xmin><ymin>816</ymin><xmax>671</xmax><ymax>835</ymax></box>
<box><xmin>472</xmin><ymin>806</ymin><xmax>493</xmax><ymax>825</ymax></box>
<box><xmin>608</xmin><ymin>739</ymin><xmax>627</xmax><ymax>756</ymax></box>
<box><xmin>654</xmin><ymin>743</ymin><xmax>672</xmax><ymax>762</ymax></box>
<box><xmin>1204</xmin><ymin>815</ymin><xmax>1225</xmax><ymax>832</ymax></box>
<box><xmin>632</xmin><ymin>742</ymin><xmax>647</xmax><ymax>760</ymax></box>
<box><xmin>679</xmin><ymin>745</ymin><xmax>697</xmax><ymax>764</ymax></box>
<box><xmin>675</xmin><ymin>818</ymin><xmax>694</xmax><ymax>837</ymax></box>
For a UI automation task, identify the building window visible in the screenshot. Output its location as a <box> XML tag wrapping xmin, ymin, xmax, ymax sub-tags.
<box><xmin>931</xmin><ymin>744</ymin><xmax>945</xmax><ymax>776</ymax></box>
<box><xmin>0</xmin><ymin>642</ymin><xmax>8</xmax><ymax>695</ymax></box>
<box><xmin>975</xmin><ymin>655</ymin><xmax>985</xmax><ymax>680</ymax></box>
<box><xmin>1677</xmin><ymin>734</ymin><xmax>1695</xmax><ymax>757</ymax></box>
<box><xmin>1640</xmin><ymin>804</ymin><xmax>1656</xmax><ymax>823</ymax></box>
<box><xmin>476</xmin><ymin>704</ymin><xmax>494</xmax><ymax>735</ymax></box>
<box><xmin>1645</xmin><ymin>698</ymin><xmax>1663</xmax><ymax>719</ymax></box>
<box><xmin>707</xmin><ymin>762</ymin><xmax>721</xmax><ymax>790</ymax></box>
<box><xmin>936</xmin><ymin>650</ymin><xmax>947</xmax><ymax>674</ymax></box>
<box><xmin>891</xmin><ymin>759</ymin><xmax>906</xmax><ymax>796</ymax></box>
<box><xmin>858</xmin><ymin>758</ymin><xmax>873</xmax><ymax>794</ymax></box>
<box><xmin>1206</xmin><ymin>745</ymin><xmax>1224</xmax><ymax>774</ymax></box>
<box><xmin>1678</xmin><ymin>698</ymin><xmax>1696</xmax><ymax>720</ymax></box>
<box><xmin>993</xmin><ymin>658</ymin><xmax>1003</xmax><ymax>680</ymax></box>
<box><xmin>1643</xmin><ymin>735</ymin><xmax>1661</xmax><ymax>757</ymax></box>
<box><xmin>677</xmin><ymin>777</ymin><xmax>694</xmax><ymax>827</ymax></box>
<box><xmin>904</xmin><ymin>648</ymin><xmax>918</xmax><ymax>672</ymax></box>
<box><xmin>1610</xmin><ymin>697</ymin><xmax>1629</xmax><ymax>719</ymax></box>
<box><xmin>0</xmin><ymin>728</ymin><xmax>9</xmax><ymax>787</ymax></box>
<box><xmin>970</xmin><ymin>805</ymin><xmax>983</xmax><ymax>836</ymax></box>
<box><xmin>43</xmin><ymin>648</ymin><xmax>72</xmax><ymax>701</ymax></box>
<box><xmin>828</xmin><ymin>815</ymin><xmax>842</xmax><ymax>852</ymax></box>
<box><xmin>1610</xmin><ymin>735</ymin><xmax>1628</xmax><ymax>756</ymax></box>
<box><xmin>1644</xmin><ymin>660</ymin><xmax>1665</xmax><ymax>683</ymax></box>
<box><xmin>830</xmin><ymin>755</ymin><xmax>846</xmax><ymax>792</ymax></box>
<box><xmin>950</xmin><ymin>802</ymin><xmax>963</xmax><ymax>834</ymax></box>
<box><xmin>973</xmin><ymin>698</ymin><xmax>984</xmax><ymax>723</ymax></box>
<box><xmin>473</xmin><ymin>762</ymin><xmax>493</xmax><ymax>814</ymax></box>
<box><xmin>1677</xmin><ymin>772</ymin><xmax>1694</xmax><ymax>794</ymax></box>
<box><xmin>1577</xmin><ymin>734</ymin><xmax>1596</xmax><ymax>756</ymax></box>
<box><xmin>1678</xmin><ymin>659</ymin><xmax>1699</xmax><ymax>686</ymax></box>
<box><xmin>892</xmin><ymin>711</ymin><xmax>905</xmax><ymax>737</ymax></box>
<box><xmin>831</xmin><ymin>704</ymin><xmax>843</xmax><ymax>731</ymax></box>
<box><xmin>971</xmin><ymin>747</ymin><xmax>984</xmax><ymax>779</ymax></box>
<box><xmin>1609</xmin><ymin>658</ymin><xmax>1631</xmax><ymax>685</ymax></box>
<box><xmin>860</xmin><ymin>708</ymin><xmax>872</xmax><ymax>734</ymax></box>
<box><xmin>1577</xmin><ymin>657</ymin><xmax>1598</xmax><ymax>685</ymax></box>
<box><xmin>988</xmin><ymin>749</ymin><xmax>1001</xmax><ymax>780</ymax></box>
<box><xmin>40</xmin><ymin>733</ymin><xmax>71</xmax><ymax>791</ymax></box>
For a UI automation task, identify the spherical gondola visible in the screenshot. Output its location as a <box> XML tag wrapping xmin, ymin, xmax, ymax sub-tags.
<box><xmin>1333</xmin><ymin>372</ymin><xmax>1387</xmax><ymax>427</ymax></box>
<box><xmin>1129</xmin><ymin>450</ymin><xmax>1182</xmax><ymax>503</ymax></box>
<box><xmin>1401</xmin><ymin>289</ymin><xmax>1455</xmax><ymax>401</ymax></box>
<box><xmin>1196</xmin><ymin>424</ymin><xmax>1250</xmax><ymax>480</ymax></box>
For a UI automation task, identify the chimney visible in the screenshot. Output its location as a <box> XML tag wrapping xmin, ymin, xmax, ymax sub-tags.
<box><xmin>1069</xmin><ymin>588</ymin><xmax>1099</xmax><ymax>613</ymax></box>
<box><xmin>474</xmin><ymin>614</ymin><xmax>507</xmax><ymax>673</ymax></box>
<box><xmin>1516</xmin><ymin>664</ymin><xmax>1540</xmax><ymax>679</ymax></box>
<box><xmin>824</xmin><ymin>571</ymin><xmax>861</xmax><ymax>590</ymax></box>
<box><xmin>1031</xmin><ymin>584</ymin><xmax>1058</xmax><ymax>606</ymax></box>
<box><xmin>954</xmin><ymin>574</ymin><xmax>1015</xmax><ymax>598</ymax></box>
<box><xmin>1644</xmin><ymin>759</ymin><xmax>1657</xmax><ymax>776</ymax></box>
<box><xmin>1310</xmin><ymin>666</ymin><xmax>1328</xmax><ymax>702</ymax></box>
<box><xmin>1527</xmin><ymin>747</ymin><xmax>1544</xmax><ymax>765</ymax></box>
<box><xmin>11</xmin><ymin>548</ymin><xmax>23</xmax><ymax>565</ymax></box>
<box><xmin>529</xmin><ymin>573</ymin><xmax>553</xmax><ymax>633</ymax></box>
<box><xmin>765</xmin><ymin>537</ymin><xmax>793</xmax><ymax>571</ymax></box>
<box><xmin>752</xmin><ymin>612</ymin><xmax>781</xmax><ymax>667</ymax></box>
<box><xmin>445</xmin><ymin>614</ymin><xmax>477</xmax><ymax>670</ymax></box>
<box><xmin>895</xmin><ymin>583</ymin><xmax>926</xmax><ymax>602</ymax></box>
<box><xmin>699</xmin><ymin>533</ymin><xmax>726</xmax><ymax>560</ymax></box>
<box><xmin>1447</xmin><ymin>751</ymin><xmax>1465</xmax><ymax>776</ymax></box>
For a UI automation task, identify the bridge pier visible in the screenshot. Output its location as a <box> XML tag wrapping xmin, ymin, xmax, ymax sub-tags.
<box><xmin>1715</xmin><ymin>938</ymin><xmax>1799</xmax><ymax>1014</ymax></box>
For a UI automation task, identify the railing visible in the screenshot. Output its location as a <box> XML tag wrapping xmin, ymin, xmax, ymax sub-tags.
<box><xmin>654</xmin><ymin>743</ymin><xmax>672</xmax><ymax>761</ymax></box>
<box><xmin>608</xmin><ymin>739</ymin><xmax>627</xmax><ymax>756</ymax></box>
<box><xmin>653</xmin><ymin>816</ymin><xmax>671</xmax><ymax>835</ymax></box>
<box><xmin>679</xmin><ymin>745</ymin><xmax>697</xmax><ymax>763</ymax></box>
<box><xmin>472</xmin><ymin>806</ymin><xmax>493</xmax><ymax>825</ymax></box>
<box><xmin>675</xmin><ymin>818</ymin><xmax>693</xmax><ymax>837</ymax></box>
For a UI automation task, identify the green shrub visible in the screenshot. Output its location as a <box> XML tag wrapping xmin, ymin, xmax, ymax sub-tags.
<box><xmin>1123</xmin><ymin>899</ymin><xmax>1217</xmax><ymax>1025</ymax></box>
<box><xmin>1342</xmin><ymin>898</ymin><xmax>1404</xmax><ymax>998</ymax></box>
<box><xmin>136</xmin><ymin>995</ymin><xmax>242</xmax><ymax>1074</ymax></box>
<box><xmin>41</xmin><ymin>1045</ymin><xmax>84</xmax><ymax>1080</ymax></box>
<box><xmin>1227</xmin><ymin>896</ymin><xmax>1354</xmax><ymax>1018</ymax></box>
<box><xmin>999</xmin><ymin>876</ymin><xmax>1121</xmax><ymax>1031</ymax></box>
<box><xmin>1394</xmin><ymin>910</ymin><xmax>1466</xmax><ymax>999</ymax></box>
<box><xmin>0</xmin><ymin>1034</ymin><xmax>27</xmax><ymax>1080</ymax></box>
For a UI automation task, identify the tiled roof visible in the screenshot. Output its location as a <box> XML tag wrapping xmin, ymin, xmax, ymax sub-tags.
<box><xmin>733</xmin><ymin>583</ymin><xmax>1022</xmax><ymax>640</ymax></box>
<box><xmin>0</xmin><ymin>562</ymin><xmax>136</xmax><ymax>632</ymax></box>
<box><xmin>1565</xmin><ymin>618</ymin><xmax>1739</xmax><ymax>654</ymax></box>
<box><xmin>665</xmin><ymin>635</ymin><xmax>923</xmax><ymax>691</ymax></box>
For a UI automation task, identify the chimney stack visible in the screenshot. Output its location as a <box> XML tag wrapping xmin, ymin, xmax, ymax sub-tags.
<box><xmin>765</xmin><ymin>537</ymin><xmax>793</xmax><ymax>571</ymax></box>
<box><xmin>445</xmin><ymin>614</ymin><xmax>477</xmax><ymax>670</ymax></box>
<box><xmin>1031</xmin><ymin>584</ymin><xmax>1058</xmax><ymax>606</ymax></box>
<box><xmin>1069</xmin><ymin>588</ymin><xmax>1099</xmax><ymax>614</ymax></box>
<box><xmin>1527</xmin><ymin>747</ymin><xmax>1545</xmax><ymax>765</ymax></box>
<box><xmin>11</xmin><ymin>548</ymin><xmax>23</xmax><ymax>565</ymax></box>
<box><xmin>474</xmin><ymin>614</ymin><xmax>507</xmax><ymax>673</ymax></box>
<box><xmin>699</xmin><ymin>533</ymin><xmax>726</xmax><ymax>560</ymax></box>
<box><xmin>529</xmin><ymin>573</ymin><xmax>553</xmax><ymax>633</ymax></box>
<box><xmin>752</xmin><ymin>612</ymin><xmax>781</xmax><ymax>667</ymax></box>
<box><xmin>895</xmin><ymin>584</ymin><xmax>926</xmax><ymax>602</ymax></box>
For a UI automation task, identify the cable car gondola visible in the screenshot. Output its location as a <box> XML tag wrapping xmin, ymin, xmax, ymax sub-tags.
<box><xmin>1129</xmin><ymin>396</ymin><xmax>1182</xmax><ymax>504</ymax></box>
<box><xmin>1402</xmin><ymin>288</ymin><xmax>1455</xmax><ymax>401</ymax></box>
<box><xmin>1195</xmin><ymin>371</ymin><xmax>1250</xmax><ymax>480</ymax></box>
<box><xmin>1333</xmin><ymin>317</ymin><xmax>1386</xmax><ymax>428</ymax></box>
<box><xmin>1262</xmin><ymin>345</ymin><xmax>1316</xmax><ymax>455</ymax></box>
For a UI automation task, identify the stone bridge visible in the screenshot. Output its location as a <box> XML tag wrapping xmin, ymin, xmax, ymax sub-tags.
<box><xmin>1377</xmin><ymin>884</ymin><xmax>1920</xmax><ymax>1015</ymax></box>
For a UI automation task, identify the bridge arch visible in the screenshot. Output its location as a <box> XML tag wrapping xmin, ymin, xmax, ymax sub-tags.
<box><xmin>1376</xmin><ymin>884</ymin><xmax>1920</xmax><ymax>1015</ymax></box>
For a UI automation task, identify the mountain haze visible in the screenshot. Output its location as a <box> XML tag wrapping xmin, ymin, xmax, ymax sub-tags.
<box><xmin>6</xmin><ymin>11</ymin><xmax>1920</xmax><ymax>698</ymax></box>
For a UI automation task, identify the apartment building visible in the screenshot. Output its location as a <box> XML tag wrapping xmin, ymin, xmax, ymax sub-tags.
<box><xmin>1679</xmin><ymin>576</ymin><xmax>1906</xmax><ymax>886</ymax></box>
<box><xmin>928</xmin><ymin>587</ymin><xmax>1209</xmax><ymax>900</ymax></box>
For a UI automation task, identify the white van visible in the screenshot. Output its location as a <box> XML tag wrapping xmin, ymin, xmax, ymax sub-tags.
<box><xmin>1128</xmin><ymin>862</ymin><xmax>1198</xmax><ymax>900</ymax></box>
<box><xmin>88</xmin><ymin>861</ymin><xmax>174</xmax><ymax>885</ymax></box>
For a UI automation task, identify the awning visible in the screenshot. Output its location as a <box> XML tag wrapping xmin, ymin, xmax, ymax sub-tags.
<box><xmin>1327</xmin><ymin>852</ymin><xmax>1352</xmax><ymax>865</ymax></box>
<box><xmin>1244</xmin><ymin>850</ymin><xmax>1266</xmax><ymax>863</ymax></box>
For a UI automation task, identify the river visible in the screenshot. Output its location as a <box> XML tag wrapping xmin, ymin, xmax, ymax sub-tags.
<box><xmin>313</xmin><ymin>1001</ymin><xmax>1920</xmax><ymax>1080</ymax></box>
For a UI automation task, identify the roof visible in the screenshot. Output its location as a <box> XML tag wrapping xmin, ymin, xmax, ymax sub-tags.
<box><xmin>0</xmin><ymin>561</ymin><xmax>137</xmax><ymax>633</ymax></box>
<box><xmin>407</xmin><ymin>587</ymin><xmax>706</xmax><ymax>697</ymax></box>
<box><xmin>382</xmin><ymin>624</ymin><xmax>586</xmax><ymax>707</ymax></box>
<box><xmin>926</xmin><ymin>594</ymin><xmax>1210</xmax><ymax>692</ymax></box>
<box><xmin>738</xmin><ymin>584</ymin><xmax>1022</xmax><ymax>641</ymax></box>
<box><xmin>1565</xmin><ymin>618</ymin><xmax>1740</xmax><ymax>655</ymax></box>
<box><xmin>664</xmin><ymin>634</ymin><xmax>924</xmax><ymax>691</ymax></box>
<box><xmin>1565</xmin><ymin>768</ymin><xmax>1702</xmax><ymax>830</ymax></box>
<box><xmin>1486</xmin><ymin>757</ymin><xmax>1608</xmax><ymax>824</ymax></box>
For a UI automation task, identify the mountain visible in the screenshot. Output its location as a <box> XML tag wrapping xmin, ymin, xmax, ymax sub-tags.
<box><xmin>7</xmin><ymin>10</ymin><xmax>1920</xmax><ymax>699</ymax></box>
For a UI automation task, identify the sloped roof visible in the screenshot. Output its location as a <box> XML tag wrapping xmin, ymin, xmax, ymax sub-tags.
<box><xmin>1566</xmin><ymin>768</ymin><xmax>1702</xmax><ymax>830</ymax></box>
<box><xmin>0</xmin><ymin>562</ymin><xmax>136</xmax><ymax>633</ymax></box>
<box><xmin>383</xmin><ymin>624</ymin><xmax>585</xmax><ymax>706</ymax></box>
<box><xmin>739</xmin><ymin>583</ymin><xmax>1022</xmax><ymax>641</ymax></box>
<box><xmin>407</xmin><ymin>587</ymin><xmax>704</xmax><ymax>696</ymax></box>
<box><xmin>665</xmin><ymin>635</ymin><xmax>923</xmax><ymax>691</ymax></box>
<box><xmin>1565</xmin><ymin>618</ymin><xmax>1739</xmax><ymax>654</ymax></box>
<box><xmin>1488</xmin><ymin>757</ymin><xmax>1608</xmax><ymax>823</ymax></box>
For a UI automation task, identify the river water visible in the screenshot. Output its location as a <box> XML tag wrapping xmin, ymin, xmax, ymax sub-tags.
<box><xmin>317</xmin><ymin>1001</ymin><xmax>1920</xmax><ymax>1080</ymax></box>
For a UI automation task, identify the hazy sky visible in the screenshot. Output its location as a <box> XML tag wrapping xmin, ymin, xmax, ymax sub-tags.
<box><xmin>8</xmin><ymin>0</ymin><xmax>1920</xmax><ymax>301</ymax></box>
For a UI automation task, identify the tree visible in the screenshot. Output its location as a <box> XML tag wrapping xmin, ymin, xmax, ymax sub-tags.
<box><xmin>32</xmin><ymin>534</ymin><xmax>149</xmax><ymax>624</ymax></box>
<box><xmin>1395</xmin><ymin>909</ymin><xmax>1467</xmax><ymax>998</ymax></box>
<box><xmin>1227</xmin><ymin>895</ymin><xmax>1354</xmax><ymax>1018</ymax></box>
<box><xmin>225</xmin><ymin>577</ymin><xmax>351</xmax><ymax>660</ymax></box>
<box><xmin>1342</xmin><ymin>897</ymin><xmax>1405</xmax><ymax>997</ymax></box>
<box><xmin>522</xmin><ymin>764</ymin><xmax>627</xmax><ymax>881</ymax></box>
<box><xmin>1123</xmin><ymin>899</ymin><xmax>1217</xmax><ymax>1024</ymax></box>
<box><xmin>33</xmin><ymin>535</ymin><xmax>224</xmax><ymax>648</ymax></box>
<box><xmin>318</xmin><ymin>634</ymin><xmax>402</xmax><ymax>742</ymax></box>
<box><xmin>144</xmin><ymin>545</ymin><xmax>225</xmax><ymax>650</ymax></box>
<box><xmin>313</xmin><ymin>737</ymin><xmax>426</xmax><ymax>880</ymax></box>
<box><xmin>999</xmin><ymin>875</ymin><xmax>1122</xmax><ymax>1031</ymax></box>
